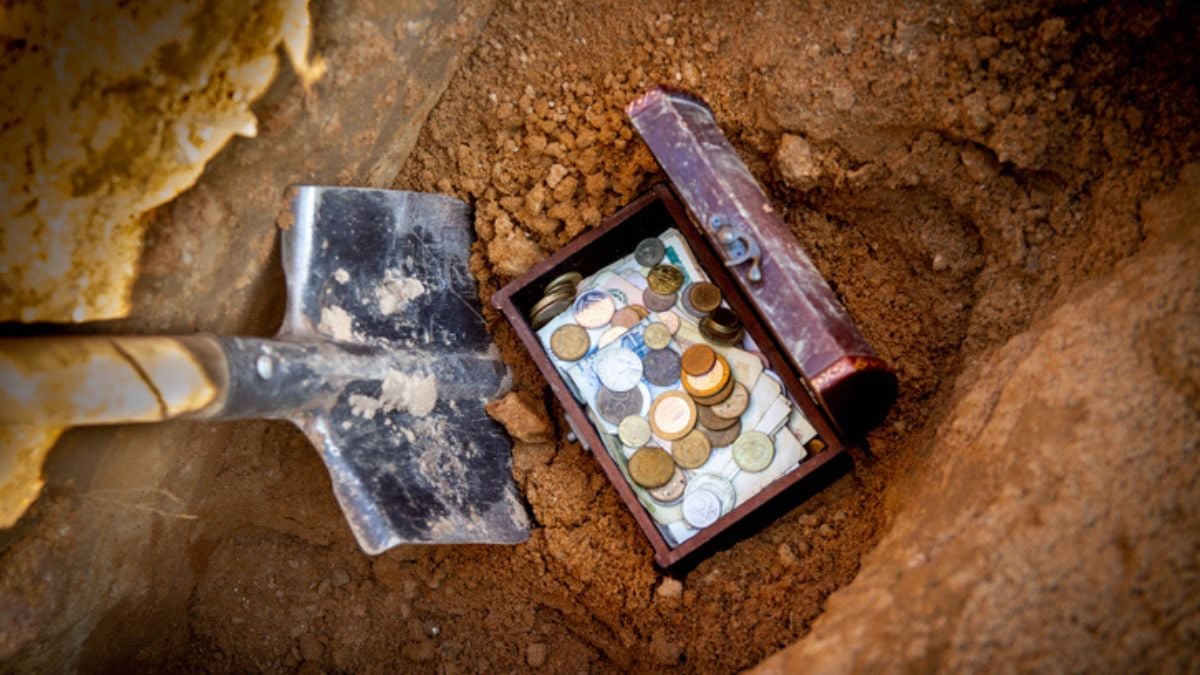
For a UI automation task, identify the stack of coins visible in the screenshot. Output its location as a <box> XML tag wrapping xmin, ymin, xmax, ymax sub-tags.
<box><xmin>699</xmin><ymin>306</ymin><xmax>745</xmax><ymax>346</ymax></box>
<box><xmin>529</xmin><ymin>271</ymin><xmax>583</xmax><ymax>329</ymax></box>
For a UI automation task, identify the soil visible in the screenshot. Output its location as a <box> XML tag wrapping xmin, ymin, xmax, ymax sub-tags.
<box><xmin>2</xmin><ymin>0</ymin><xmax>1197</xmax><ymax>672</ymax></box>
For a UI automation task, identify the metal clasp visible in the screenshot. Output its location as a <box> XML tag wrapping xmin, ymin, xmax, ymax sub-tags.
<box><xmin>710</xmin><ymin>216</ymin><xmax>763</xmax><ymax>283</ymax></box>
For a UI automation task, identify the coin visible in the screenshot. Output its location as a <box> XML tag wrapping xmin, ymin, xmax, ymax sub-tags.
<box><xmin>700</xmin><ymin>418</ymin><xmax>741</xmax><ymax>448</ymax></box>
<box><xmin>598</xmin><ymin>325</ymin><xmax>628</xmax><ymax>348</ymax></box>
<box><xmin>544</xmin><ymin>271</ymin><xmax>583</xmax><ymax>293</ymax></box>
<box><xmin>549</xmin><ymin>324</ymin><xmax>589</xmax><ymax>361</ymax></box>
<box><xmin>677</xmin><ymin>283</ymin><xmax>702</xmax><ymax>318</ymax></box>
<box><xmin>629</xmin><ymin>304</ymin><xmax>651</xmax><ymax>320</ymax></box>
<box><xmin>611</xmin><ymin>306</ymin><xmax>642</xmax><ymax>328</ymax></box>
<box><xmin>649</xmin><ymin>391</ymin><xmax>697</xmax><ymax>440</ymax></box>
<box><xmin>643</xmin><ymin>322</ymin><xmax>672</xmax><ymax>350</ymax></box>
<box><xmin>656</xmin><ymin>311</ymin><xmax>680</xmax><ymax>335</ymax></box>
<box><xmin>648</xmin><ymin>466</ymin><xmax>687</xmax><ymax>503</ymax></box>
<box><xmin>681</xmin><ymin>344</ymin><xmax>716</xmax><ymax>376</ymax></box>
<box><xmin>642</xmin><ymin>348</ymin><xmax>681</xmax><ymax>386</ymax></box>
<box><xmin>628</xmin><ymin>446</ymin><xmax>675</xmax><ymax>488</ymax></box>
<box><xmin>707</xmin><ymin>306</ymin><xmax>741</xmax><ymax>332</ymax></box>
<box><xmin>709</xmin><ymin>381</ymin><xmax>750</xmax><ymax>419</ymax></box>
<box><xmin>688</xmin><ymin>282</ymin><xmax>722</xmax><ymax>314</ymax></box>
<box><xmin>805</xmin><ymin>437</ymin><xmax>828</xmax><ymax>454</ymax></box>
<box><xmin>700</xmin><ymin>316</ymin><xmax>744</xmax><ymax>346</ymax></box>
<box><xmin>683</xmin><ymin>354</ymin><xmax>729</xmax><ymax>398</ymax></box>
<box><xmin>647</xmin><ymin>264</ymin><xmax>685</xmax><ymax>294</ymax></box>
<box><xmin>531</xmin><ymin>296</ymin><xmax>574</xmax><ymax>329</ymax></box>
<box><xmin>595</xmin><ymin>346</ymin><xmax>643</xmax><ymax>392</ymax></box>
<box><xmin>596</xmin><ymin>386</ymin><xmax>645</xmax><ymax>424</ymax></box>
<box><xmin>697</xmin><ymin>402</ymin><xmax>740</xmax><ymax>430</ymax></box>
<box><xmin>634</xmin><ymin>238</ymin><xmax>667</xmax><ymax>267</ymax></box>
<box><xmin>643</xmin><ymin>288</ymin><xmax>677</xmax><ymax>312</ymax></box>
<box><xmin>732</xmin><ymin>431</ymin><xmax>775</xmax><ymax>472</ymax></box>
<box><xmin>691</xmin><ymin>375</ymin><xmax>734</xmax><ymax>405</ymax></box>
<box><xmin>688</xmin><ymin>473</ymin><xmax>736</xmax><ymax>514</ymax></box>
<box><xmin>672</xmin><ymin>429</ymin><xmax>712</xmax><ymax>469</ymax></box>
<box><xmin>530</xmin><ymin>287</ymin><xmax>574</xmax><ymax>316</ymax></box>
<box><xmin>573</xmin><ymin>289</ymin><xmax>616</xmax><ymax>328</ymax></box>
<box><xmin>618</xmin><ymin>415</ymin><xmax>652</xmax><ymax>447</ymax></box>
<box><xmin>682</xmin><ymin>488</ymin><xmax>722</xmax><ymax>528</ymax></box>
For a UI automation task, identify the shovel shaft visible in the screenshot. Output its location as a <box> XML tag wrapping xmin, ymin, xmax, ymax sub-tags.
<box><xmin>0</xmin><ymin>335</ymin><xmax>509</xmax><ymax>427</ymax></box>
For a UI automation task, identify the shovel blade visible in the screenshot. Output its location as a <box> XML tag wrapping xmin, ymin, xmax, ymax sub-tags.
<box><xmin>282</xmin><ymin>186</ymin><xmax>528</xmax><ymax>551</ymax></box>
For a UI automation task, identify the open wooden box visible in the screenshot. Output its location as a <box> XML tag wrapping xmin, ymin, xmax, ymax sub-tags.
<box><xmin>492</xmin><ymin>88</ymin><xmax>896</xmax><ymax>567</ymax></box>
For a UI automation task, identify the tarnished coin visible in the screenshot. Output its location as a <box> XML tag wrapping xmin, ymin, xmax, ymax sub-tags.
<box><xmin>628</xmin><ymin>446</ymin><xmax>675</xmax><ymax>488</ymax></box>
<box><xmin>643</xmin><ymin>322</ymin><xmax>672</xmax><ymax>350</ymax></box>
<box><xmin>531</xmin><ymin>288</ymin><xmax>574</xmax><ymax>317</ymax></box>
<box><xmin>707</xmin><ymin>306</ymin><xmax>742</xmax><ymax>333</ymax></box>
<box><xmin>544</xmin><ymin>271</ymin><xmax>583</xmax><ymax>294</ymax></box>
<box><xmin>683</xmin><ymin>354</ymin><xmax>729</xmax><ymax>398</ymax></box>
<box><xmin>595</xmin><ymin>346</ymin><xmax>643</xmax><ymax>392</ymax></box>
<box><xmin>634</xmin><ymin>238</ymin><xmax>667</xmax><ymax>267</ymax></box>
<box><xmin>647</xmin><ymin>264</ymin><xmax>685</xmax><ymax>295</ymax></box>
<box><xmin>682</xmin><ymin>488</ymin><xmax>722</xmax><ymax>528</ymax></box>
<box><xmin>643</xmin><ymin>289</ymin><xmax>677</xmax><ymax>312</ymax></box>
<box><xmin>688</xmin><ymin>282</ymin><xmax>723</xmax><ymax>314</ymax></box>
<box><xmin>672</xmin><ymin>429</ymin><xmax>713</xmax><ymax>469</ymax></box>
<box><xmin>656</xmin><ymin>311</ymin><xmax>680</xmax><ymax>335</ymax></box>
<box><xmin>732</xmin><ymin>431</ymin><xmax>775</xmax><ymax>472</ymax></box>
<box><xmin>677</xmin><ymin>282</ymin><xmax>702</xmax><ymax>318</ymax></box>
<box><xmin>596</xmin><ymin>386</ymin><xmax>645</xmax><ymax>424</ymax></box>
<box><xmin>692</xmin><ymin>375</ymin><xmax>734</xmax><ymax>406</ymax></box>
<box><xmin>549</xmin><ymin>323</ymin><xmax>590</xmax><ymax>361</ymax></box>
<box><xmin>681</xmin><ymin>344</ymin><xmax>716</xmax><ymax>376</ymax></box>
<box><xmin>642</xmin><ymin>348</ymin><xmax>681</xmax><ymax>387</ymax></box>
<box><xmin>611</xmin><ymin>306</ymin><xmax>642</xmax><ymax>329</ymax></box>
<box><xmin>598</xmin><ymin>325</ymin><xmax>628</xmax><ymax>348</ymax></box>
<box><xmin>618</xmin><ymin>415</ymin><xmax>652</xmax><ymax>448</ymax></box>
<box><xmin>700</xmin><ymin>418</ymin><xmax>741</xmax><ymax>448</ymax></box>
<box><xmin>649</xmin><ymin>391</ymin><xmax>697</xmax><ymax>440</ymax></box>
<box><xmin>697</xmin><ymin>403</ymin><xmax>740</xmax><ymax>430</ymax></box>
<box><xmin>648</xmin><ymin>466</ymin><xmax>687</xmax><ymax>504</ymax></box>
<box><xmin>573</xmin><ymin>289</ymin><xmax>616</xmax><ymax>328</ymax></box>
<box><xmin>709</xmin><ymin>381</ymin><xmax>750</xmax><ymax>419</ymax></box>
<box><xmin>700</xmin><ymin>317</ymin><xmax>745</xmax><ymax>346</ymax></box>
<box><xmin>530</xmin><ymin>292</ymin><xmax>575</xmax><ymax>329</ymax></box>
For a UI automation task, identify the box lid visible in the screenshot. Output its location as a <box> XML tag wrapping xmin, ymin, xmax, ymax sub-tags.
<box><xmin>627</xmin><ymin>87</ymin><xmax>896</xmax><ymax>437</ymax></box>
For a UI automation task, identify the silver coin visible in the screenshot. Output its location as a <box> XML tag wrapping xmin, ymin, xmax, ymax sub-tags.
<box><xmin>687</xmin><ymin>473</ymin><xmax>736</xmax><ymax>515</ymax></box>
<box><xmin>642</xmin><ymin>348</ymin><xmax>681</xmax><ymax>386</ymax></box>
<box><xmin>596</xmin><ymin>386</ymin><xmax>645</xmax><ymax>424</ymax></box>
<box><xmin>648</xmin><ymin>466</ymin><xmax>687</xmax><ymax>504</ymax></box>
<box><xmin>634</xmin><ymin>238</ymin><xmax>666</xmax><ymax>267</ymax></box>
<box><xmin>682</xmin><ymin>488</ymin><xmax>722</xmax><ymax>528</ymax></box>
<box><xmin>643</xmin><ymin>289</ymin><xmax>677</xmax><ymax>312</ymax></box>
<box><xmin>595</xmin><ymin>346</ymin><xmax>643</xmax><ymax>392</ymax></box>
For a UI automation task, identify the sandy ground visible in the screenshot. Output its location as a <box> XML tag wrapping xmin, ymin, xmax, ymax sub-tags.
<box><xmin>2</xmin><ymin>0</ymin><xmax>1197</xmax><ymax>672</ymax></box>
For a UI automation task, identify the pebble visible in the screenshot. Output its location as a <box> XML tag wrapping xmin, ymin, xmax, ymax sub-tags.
<box><xmin>332</xmin><ymin>570</ymin><xmax>351</xmax><ymax>587</ymax></box>
<box><xmin>526</xmin><ymin>642</ymin><xmax>548</xmax><ymax>667</ymax></box>
<box><xmin>546</xmin><ymin>164</ymin><xmax>568</xmax><ymax>188</ymax></box>
<box><xmin>656</xmin><ymin>577</ymin><xmax>683</xmax><ymax>599</ymax></box>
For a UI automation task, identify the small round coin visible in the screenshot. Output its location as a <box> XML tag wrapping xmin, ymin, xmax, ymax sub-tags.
<box><xmin>549</xmin><ymin>324</ymin><xmax>590</xmax><ymax>361</ymax></box>
<box><xmin>688</xmin><ymin>282</ymin><xmax>723</xmax><ymax>314</ymax></box>
<box><xmin>642</xmin><ymin>289</ymin><xmax>677</xmax><ymax>312</ymax></box>
<box><xmin>642</xmin><ymin>348</ymin><xmax>681</xmax><ymax>387</ymax></box>
<box><xmin>634</xmin><ymin>238</ymin><xmax>667</xmax><ymax>267</ymax></box>
<box><xmin>697</xmin><ymin>402</ymin><xmax>740</xmax><ymax>430</ymax></box>
<box><xmin>689</xmin><ymin>474</ymin><xmax>736</xmax><ymax>514</ymax></box>
<box><xmin>692</xmin><ymin>375</ymin><xmax>735</xmax><ymax>406</ymax></box>
<box><xmin>681</xmin><ymin>344</ymin><xmax>716</xmax><ymax>376</ymax></box>
<box><xmin>656</xmin><ymin>311</ymin><xmax>680</xmax><ymax>334</ymax></box>
<box><xmin>610</xmin><ymin>306</ymin><xmax>642</xmax><ymax>329</ymax></box>
<box><xmin>700</xmin><ymin>418</ymin><xmax>742</xmax><ymax>448</ymax></box>
<box><xmin>618</xmin><ymin>415</ymin><xmax>652</xmax><ymax>448</ymax></box>
<box><xmin>649</xmin><ymin>391</ymin><xmax>697</xmax><ymax>440</ymax></box>
<box><xmin>572</xmin><ymin>289</ymin><xmax>616</xmax><ymax>328</ymax></box>
<box><xmin>682</xmin><ymin>488</ymin><xmax>722</xmax><ymax>528</ymax></box>
<box><xmin>643</xmin><ymin>322</ymin><xmax>672</xmax><ymax>350</ymax></box>
<box><xmin>628</xmin><ymin>446</ymin><xmax>675</xmax><ymax>488</ymax></box>
<box><xmin>595</xmin><ymin>346</ymin><xmax>643</xmax><ymax>392</ymax></box>
<box><xmin>683</xmin><ymin>354</ymin><xmax>729</xmax><ymax>398</ymax></box>
<box><xmin>629</xmin><ymin>304</ymin><xmax>651</xmax><ymax>320</ymax></box>
<box><xmin>648</xmin><ymin>466</ymin><xmax>687</xmax><ymax>503</ymax></box>
<box><xmin>709</xmin><ymin>382</ymin><xmax>750</xmax><ymax>419</ymax></box>
<box><xmin>732</xmin><ymin>431</ymin><xmax>775</xmax><ymax>472</ymax></box>
<box><xmin>672</xmin><ymin>429</ymin><xmax>713</xmax><ymax>469</ymax></box>
<box><xmin>544</xmin><ymin>271</ymin><xmax>583</xmax><ymax>293</ymax></box>
<box><xmin>647</xmin><ymin>264</ymin><xmax>685</xmax><ymax>295</ymax></box>
<box><xmin>596</xmin><ymin>386</ymin><xmax>645</xmax><ymax>424</ymax></box>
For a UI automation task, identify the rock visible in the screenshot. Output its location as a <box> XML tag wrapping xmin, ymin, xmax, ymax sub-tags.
<box><xmin>775</xmin><ymin>134</ymin><xmax>822</xmax><ymax>192</ymax></box>
<box><xmin>331</xmin><ymin>569</ymin><xmax>350</xmax><ymax>587</ymax></box>
<box><xmin>485</xmin><ymin>391</ymin><xmax>555</xmax><ymax>443</ymax></box>
<box><xmin>546</xmin><ymin>163</ymin><xmax>568</xmax><ymax>189</ymax></box>
<box><xmin>526</xmin><ymin>642</ymin><xmax>547</xmax><ymax>667</ymax></box>
<box><xmin>656</xmin><ymin>577</ymin><xmax>683</xmax><ymax>599</ymax></box>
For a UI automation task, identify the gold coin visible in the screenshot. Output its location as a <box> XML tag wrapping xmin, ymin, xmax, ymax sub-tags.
<box><xmin>529</xmin><ymin>287</ymin><xmax>575</xmax><ymax>317</ymax></box>
<box><xmin>692</xmin><ymin>376</ymin><xmax>735</xmax><ymax>406</ymax></box>
<box><xmin>688</xmin><ymin>282</ymin><xmax>722</xmax><ymax>314</ymax></box>
<box><xmin>549</xmin><ymin>324</ymin><xmax>590</xmax><ymax>361</ymax></box>
<box><xmin>709</xmin><ymin>381</ymin><xmax>750</xmax><ymax>419</ymax></box>
<box><xmin>672</xmin><ymin>429</ymin><xmax>712</xmax><ymax>469</ymax></box>
<box><xmin>628</xmin><ymin>446</ymin><xmax>675</xmax><ymax>488</ymax></box>
<box><xmin>683</xmin><ymin>354</ymin><xmax>729</xmax><ymax>398</ymax></box>
<box><xmin>646</xmin><ymin>264</ymin><xmax>685</xmax><ymax>295</ymax></box>
<box><xmin>643</xmin><ymin>322</ymin><xmax>672</xmax><ymax>350</ymax></box>
<box><xmin>681</xmin><ymin>344</ymin><xmax>716</xmax><ymax>375</ymax></box>
<box><xmin>649</xmin><ymin>391</ymin><xmax>697</xmax><ymax>440</ymax></box>
<box><xmin>630</xmin><ymin>304</ymin><xmax>650</xmax><ymax>320</ymax></box>
<box><xmin>544</xmin><ymin>271</ymin><xmax>582</xmax><ymax>293</ymax></box>
<box><xmin>618</xmin><ymin>415</ymin><xmax>652</xmax><ymax>448</ymax></box>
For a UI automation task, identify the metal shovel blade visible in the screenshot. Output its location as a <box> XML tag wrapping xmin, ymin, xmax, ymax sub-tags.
<box><xmin>281</xmin><ymin>187</ymin><xmax>529</xmax><ymax>552</ymax></box>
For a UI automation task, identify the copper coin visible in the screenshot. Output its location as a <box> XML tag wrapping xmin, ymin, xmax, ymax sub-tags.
<box><xmin>629</xmin><ymin>304</ymin><xmax>651</xmax><ymax>319</ymax></box>
<box><xmin>647</xmin><ymin>264</ymin><xmax>685</xmax><ymax>295</ymax></box>
<box><xmin>700</xmin><ymin>316</ymin><xmax>744</xmax><ymax>346</ymax></box>
<box><xmin>610</xmin><ymin>306</ymin><xmax>641</xmax><ymax>328</ymax></box>
<box><xmin>683</xmin><ymin>354</ymin><xmax>729</xmax><ymax>398</ymax></box>
<box><xmin>596</xmin><ymin>386</ymin><xmax>644</xmax><ymax>424</ymax></box>
<box><xmin>628</xmin><ymin>446</ymin><xmax>675</xmax><ymax>488</ymax></box>
<box><xmin>688</xmin><ymin>282</ymin><xmax>722</xmax><ymax>314</ymax></box>
<box><xmin>549</xmin><ymin>323</ymin><xmax>590</xmax><ymax>361</ymax></box>
<box><xmin>648</xmin><ymin>466</ymin><xmax>687</xmax><ymax>503</ymax></box>
<box><xmin>643</xmin><ymin>288</ymin><xmax>677</xmax><ymax>312</ymax></box>
<box><xmin>642</xmin><ymin>348</ymin><xmax>681</xmax><ymax>386</ymax></box>
<box><xmin>698</xmin><ymin>401</ymin><xmax>740</xmax><ymax>430</ymax></box>
<box><xmin>681</xmin><ymin>344</ymin><xmax>716</xmax><ymax>376</ymax></box>
<box><xmin>672</xmin><ymin>429</ymin><xmax>712</xmax><ymax>470</ymax></box>
<box><xmin>691</xmin><ymin>375</ymin><xmax>734</xmax><ymax>406</ymax></box>
<box><xmin>700</xmin><ymin>418</ymin><xmax>742</xmax><ymax>448</ymax></box>
<box><xmin>709</xmin><ymin>382</ymin><xmax>750</xmax><ymax>419</ymax></box>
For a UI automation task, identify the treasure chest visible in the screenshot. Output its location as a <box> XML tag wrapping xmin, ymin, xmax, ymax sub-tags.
<box><xmin>492</xmin><ymin>87</ymin><xmax>897</xmax><ymax>568</ymax></box>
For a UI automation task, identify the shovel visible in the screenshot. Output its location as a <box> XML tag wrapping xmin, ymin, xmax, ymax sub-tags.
<box><xmin>0</xmin><ymin>187</ymin><xmax>530</xmax><ymax>553</ymax></box>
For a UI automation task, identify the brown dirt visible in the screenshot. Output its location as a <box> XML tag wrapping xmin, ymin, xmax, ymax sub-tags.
<box><xmin>2</xmin><ymin>0</ymin><xmax>1197</xmax><ymax>672</ymax></box>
